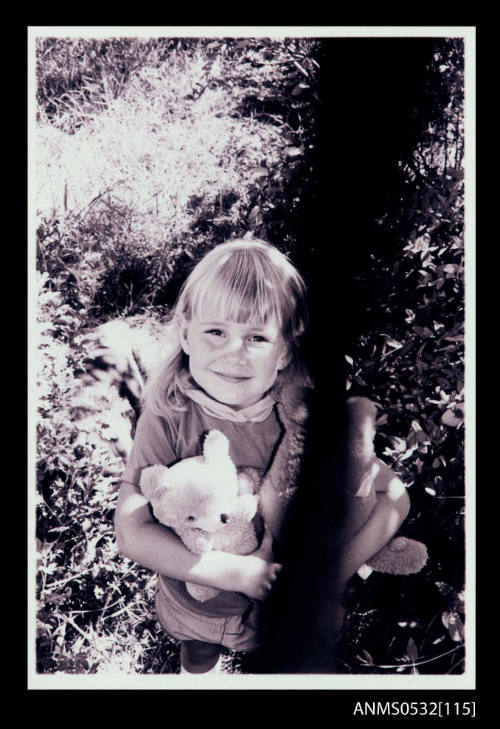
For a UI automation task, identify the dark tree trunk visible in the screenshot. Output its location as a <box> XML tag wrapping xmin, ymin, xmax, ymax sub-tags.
<box><xmin>250</xmin><ymin>38</ymin><xmax>436</xmax><ymax>674</ymax></box>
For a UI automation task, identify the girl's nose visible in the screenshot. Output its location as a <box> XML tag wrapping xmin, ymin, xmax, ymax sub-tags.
<box><xmin>223</xmin><ymin>337</ymin><xmax>248</xmax><ymax>362</ymax></box>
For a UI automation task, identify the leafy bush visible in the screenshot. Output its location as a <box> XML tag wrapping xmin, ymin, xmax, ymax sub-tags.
<box><xmin>337</xmin><ymin>40</ymin><xmax>465</xmax><ymax>674</ymax></box>
<box><xmin>36</xmin><ymin>269</ymin><xmax>180</xmax><ymax>674</ymax></box>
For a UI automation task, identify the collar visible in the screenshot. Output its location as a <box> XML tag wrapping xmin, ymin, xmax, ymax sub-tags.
<box><xmin>184</xmin><ymin>388</ymin><xmax>276</xmax><ymax>423</ymax></box>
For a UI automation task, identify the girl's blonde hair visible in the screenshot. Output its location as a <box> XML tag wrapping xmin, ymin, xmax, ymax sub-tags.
<box><xmin>146</xmin><ymin>238</ymin><xmax>309</xmax><ymax>417</ymax></box>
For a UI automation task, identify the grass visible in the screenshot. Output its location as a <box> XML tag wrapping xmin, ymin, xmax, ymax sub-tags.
<box><xmin>36</xmin><ymin>37</ymin><xmax>319</xmax><ymax>319</ymax></box>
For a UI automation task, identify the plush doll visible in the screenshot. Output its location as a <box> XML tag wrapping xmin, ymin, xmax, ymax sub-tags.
<box><xmin>139</xmin><ymin>429</ymin><xmax>261</xmax><ymax>601</ymax></box>
<box><xmin>259</xmin><ymin>393</ymin><xmax>428</xmax><ymax>580</ymax></box>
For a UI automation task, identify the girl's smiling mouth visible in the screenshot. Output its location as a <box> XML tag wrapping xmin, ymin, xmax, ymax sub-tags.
<box><xmin>212</xmin><ymin>372</ymin><xmax>251</xmax><ymax>382</ymax></box>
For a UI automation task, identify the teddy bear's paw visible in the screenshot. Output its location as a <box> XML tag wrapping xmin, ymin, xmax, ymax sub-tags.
<box><xmin>233</xmin><ymin>493</ymin><xmax>258</xmax><ymax>521</ymax></box>
<box><xmin>186</xmin><ymin>582</ymin><xmax>220</xmax><ymax>601</ymax></box>
<box><xmin>367</xmin><ymin>536</ymin><xmax>428</xmax><ymax>575</ymax></box>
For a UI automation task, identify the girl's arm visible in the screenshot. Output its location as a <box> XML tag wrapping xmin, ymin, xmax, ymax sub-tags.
<box><xmin>114</xmin><ymin>479</ymin><xmax>281</xmax><ymax>601</ymax></box>
<box><xmin>335</xmin><ymin>459</ymin><xmax>410</xmax><ymax>586</ymax></box>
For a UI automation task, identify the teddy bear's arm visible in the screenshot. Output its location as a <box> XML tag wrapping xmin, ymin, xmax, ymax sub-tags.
<box><xmin>231</xmin><ymin>493</ymin><xmax>258</xmax><ymax>522</ymax></box>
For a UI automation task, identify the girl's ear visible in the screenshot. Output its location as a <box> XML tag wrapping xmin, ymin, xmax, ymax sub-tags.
<box><xmin>277</xmin><ymin>347</ymin><xmax>292</xmax><ymax>371</ymax></box>
<box><xmin>178</xmin><ymin>317</ymin><xmax>190</xmax><ymax>355</ymax></box>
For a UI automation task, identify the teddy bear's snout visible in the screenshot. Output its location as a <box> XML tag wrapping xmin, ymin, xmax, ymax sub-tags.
<box><xmin>220</xmin><ymin>513</ymin><xmax>229</xmax><ymax>524</ymax></box>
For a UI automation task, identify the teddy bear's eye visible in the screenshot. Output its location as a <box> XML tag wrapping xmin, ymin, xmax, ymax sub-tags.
<box><xmin>187</xmin><ymin>516</ymin><xmax>195</xmax><ymax>521</ymax></box>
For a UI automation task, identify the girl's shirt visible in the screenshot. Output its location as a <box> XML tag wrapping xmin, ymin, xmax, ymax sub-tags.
<box><xmin>122</xmin><ymin>399</ymin><xmax>284</xmax><ymax>617</ymax></box>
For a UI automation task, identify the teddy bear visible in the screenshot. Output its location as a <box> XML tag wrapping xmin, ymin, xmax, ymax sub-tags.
<box><xmin>139</xmin><ymin>429</ymin><xmax>261</xmax><ymax>602</ymax></box>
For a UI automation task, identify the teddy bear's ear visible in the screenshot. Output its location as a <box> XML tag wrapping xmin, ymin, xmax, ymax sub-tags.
<box><xmin>203</xmin><ymin>430</ymin><xmax>231</xmax><ymax>463</ymax></box>
<box><xmin>237</xmin><ymin>467</ymin><xmax>261</xmax><ymax>495</ymax></box>
<box><xmin>139</xmin><ymin>464</ymin><xmax>171</xmax><ymax>501</ymax></box>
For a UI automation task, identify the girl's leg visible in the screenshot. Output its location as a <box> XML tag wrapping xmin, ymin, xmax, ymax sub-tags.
<box><xmin>180</xmin><ymin>640</ymin><xmax>223</xmax><ymax>673</ymax></box>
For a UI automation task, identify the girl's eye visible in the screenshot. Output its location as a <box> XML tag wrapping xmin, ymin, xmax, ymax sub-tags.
<box><xmin>249</xmin><ymin>335</ymin><xmax>268</xmax><ymax>343</ymax></box>
<box><xmin>206</xmin><ymin>329</ymin><xmax>224</xmax><ymax>337</ymax></box>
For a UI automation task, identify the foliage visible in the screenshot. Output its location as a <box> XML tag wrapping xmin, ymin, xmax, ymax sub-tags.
<box><xmin>36</xmin><ymin>269</ymin><xmax>180</xmax><ymax>673</ymax></box>
<box><xmin>36</xmin><ymin>37</ymin><xmax>180</xmax><ymax>131</ymax></box>
<box><xmin>36</xmin><ymin>37</ymin><xmax>320</xmax><ymax>320</ymax></box>
<box><xmin>338</xmin><ymin>39</ymin><xmax>465</xmax><ymax>674</ymax></box>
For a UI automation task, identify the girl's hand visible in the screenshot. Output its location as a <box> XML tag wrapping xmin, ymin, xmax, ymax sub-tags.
<box><xmin>254</xmin><ymin>527</ymin><xmax>275</xmax><ymax>560</ymax></box>
<box><xmin>237</xmin><ymin>529</ymin><xmax>282</xmax><ymax>601</ymax></box>
<box><xmin>115</xmin><ymin>480</ymin><xmax>282</xmax><ymax>598</ymax></box>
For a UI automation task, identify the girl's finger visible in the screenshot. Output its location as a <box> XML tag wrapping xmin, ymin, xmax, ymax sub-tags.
<box><xmin>260</xmin><ymin>529</ymin><xmax>273</xmax><ymax>551</ymax></box>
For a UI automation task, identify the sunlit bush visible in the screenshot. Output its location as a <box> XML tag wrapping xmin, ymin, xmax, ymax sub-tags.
<box><xmin>36</xmin><ymin>37</ymin><xmax>320</xmax><ymax>320</ymax></box>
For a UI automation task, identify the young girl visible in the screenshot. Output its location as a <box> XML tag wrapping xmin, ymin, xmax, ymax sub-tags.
<box><xmin>114</xmin><ymin>238</ymin><xmax>410</xmax><ymax>674</ymax></box>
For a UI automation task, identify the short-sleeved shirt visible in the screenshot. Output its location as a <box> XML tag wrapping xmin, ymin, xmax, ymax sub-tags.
<box><xmin>122</xmin><ymin>399</ymin><xmax>284</xmax><ymax>617</ymax></box>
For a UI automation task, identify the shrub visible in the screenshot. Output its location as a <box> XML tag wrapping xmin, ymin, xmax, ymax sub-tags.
<box><xmin>338</xmin><ymin>40</ymin><xmax>465</xmax><ymax>674</ymax></box>
<box><xmin>35</xmin><ymin>269</ymin><xmax>181</xmax><ymax>674</ymax></box>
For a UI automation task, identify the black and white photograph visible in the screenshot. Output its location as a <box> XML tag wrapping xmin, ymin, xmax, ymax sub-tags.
<box><xmin>29</xmin><ymin>25</ymin><xmax>475</xmax><ymax>694</ymax></box>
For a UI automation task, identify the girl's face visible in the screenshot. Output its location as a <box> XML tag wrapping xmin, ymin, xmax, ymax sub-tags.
<box><xmin>179</xmin><ymin>311</ymin><xmax>290</xmax><ymax>410</ymax></box>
